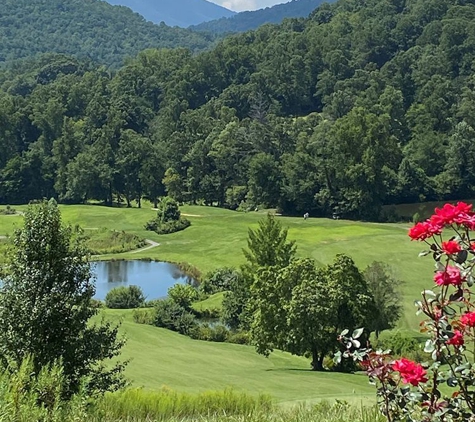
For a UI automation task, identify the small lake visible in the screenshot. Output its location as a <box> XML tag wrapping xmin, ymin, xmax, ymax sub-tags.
<box><xmin>92</xmin><ymin>260</ymin><xmax>194</xmax><ymax>301</ymax></box>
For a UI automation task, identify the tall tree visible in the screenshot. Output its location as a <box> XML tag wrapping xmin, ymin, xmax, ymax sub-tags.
<box><xmin>363</xmin><ymin>261</ymin><xmax>403</xmax><ymax>339</ymax></box>
<box><xmin>0</xmin><ymin>200</ymin><xmax>126</xmax><ymax>397</ymax></box>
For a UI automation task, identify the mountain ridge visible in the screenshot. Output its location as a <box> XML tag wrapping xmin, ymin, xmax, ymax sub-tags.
<box><xmin>190</xmin><ymin>0</ymin><xmax>332</xmax><ymax>33</ymax></box>
<box><xmin>103</xmin><ymin>0</ymin><xmax>236</xmax><ymax>27</ymax></box>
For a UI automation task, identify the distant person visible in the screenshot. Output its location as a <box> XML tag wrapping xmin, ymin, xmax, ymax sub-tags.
<box><xmin>303</xmin><ymin>212</ymin><xmax>309</xmax><ymax>220</ymax></box>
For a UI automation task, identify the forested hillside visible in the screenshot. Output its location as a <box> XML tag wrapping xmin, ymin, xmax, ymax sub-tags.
<box><xmin>0</xmin><ymin>0</ymin><xmax>215</xmax><ymax>68</ymax></box>
<box><xmin>190</xmin><ymin>0</ymin><xmax>329</xmax><ymax>34</ymax></box>
<box><xmin>105</xmin><ymin>0</ymin><xmax>235</xmax><ymax>27</ymax></box>
<box><xmin>1</xmin><ymin>0</ymin><xmax>475</xmax><ymax>220</ymax></box>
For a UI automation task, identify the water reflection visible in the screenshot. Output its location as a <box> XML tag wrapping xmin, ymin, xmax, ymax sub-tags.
<box><xmin>92</xmin><ymin>260</ymin><xmax>193</xmax><ymax>301</ymax></box>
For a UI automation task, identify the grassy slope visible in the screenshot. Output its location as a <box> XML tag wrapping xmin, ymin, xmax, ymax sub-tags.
<box><xmin>101</xmin><ymin>309</ymin><xmax>375</xmax><ymax>404</ymax></box>
<box><xmin>0</xmin><ymin>204</ymin><xmax>435</xmax><ymax>403</ymax></box>
<box><xmin>0</xmin><ymin>204</ymin><xmax>431</xmax><ymax>329</ymax></box>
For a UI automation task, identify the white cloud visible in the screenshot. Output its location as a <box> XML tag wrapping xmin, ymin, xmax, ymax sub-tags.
<box><xmin>220</xmin><ymin>0</ymin><xmax>257</xmax><ymax>11</ymax></box>
<box><xmin>211</xmin><ymin>0</ymin><xmax>286</xmax><ymax>12</ymax></box>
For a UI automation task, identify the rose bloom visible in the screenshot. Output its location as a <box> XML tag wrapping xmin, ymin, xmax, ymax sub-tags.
<box><xmin>408</xmin><ymin>220</ymin><xmax>442</xmax><ymax>241</ymax></box>
<box><xmin>446</xmin><ymin>330</ymin><xmax>464</xmax><ymax>347</ymax></box>
<box><xmin>433</xmin><ymin>266</ymin><xmax>463</xmax><ymax>286</ymax></box>
<box><xmin>392</xmin><ymin>358</ymin><xmax>428</xmax><ymax>386</ymax></box>
<box><xmin>460</xmin><ymin>312</ymin><xmax>475</xmax><ymax>328</ymax></box>
<box><xmin>431</xmin><ymin>202</ymin><xmax>473</xmax><ymax>227</ymax></box>
<box><xmin>442</xmin><ymin>240</ymin><xmax>462</xmax><ymax>255</ymax></box>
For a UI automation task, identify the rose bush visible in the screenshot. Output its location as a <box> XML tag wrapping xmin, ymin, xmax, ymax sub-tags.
<box><xmin>337</xmin><ymin>202</ymin><xmax>475</xmax><ymax>421</ymax></box>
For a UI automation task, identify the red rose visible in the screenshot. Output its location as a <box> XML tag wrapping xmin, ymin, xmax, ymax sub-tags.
<box><xmin>431</xmin><ymin>202</ymin><xmax>473</xmax><ymax>227</ymax></box>
<box><xmin>392</xmin><ymin>358</ymin><xmax>428</xmax><ymax>386</ymax></box>
<box><xmin>460</xmin><ymin>312</ymin><xmax>475</xmax><ymax>328</ymax></box>
<box><xmin>446</xmin><ymin>330</ymin><xmax>464</xmax><ymax>347</ymax></box>
<box><xmin>441</xmin><ymin>240</ymin><xmax>462</xmax><ymax>255</ymax></box>
<box><xmin>408</xmin><ymin>220</ymin><xmax>442</xmax><ymax>241</ymax></box>
<box><xmin>434</xmin><ymin>266</ymin><xmax>463</xmax><ymax>287</ymax></box>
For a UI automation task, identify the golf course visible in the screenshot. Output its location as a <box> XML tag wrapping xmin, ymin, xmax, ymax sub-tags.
<box><xmin>0</xmin><ymin>203</ymin><xmax>435</xmax><ymax>405</ymax></box>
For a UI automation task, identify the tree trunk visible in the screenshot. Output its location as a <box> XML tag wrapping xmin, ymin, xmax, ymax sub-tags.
<box><xmin>311</xmin><ymin>346</ymin><xmax>324</xmax><ymax>371</ymax></box>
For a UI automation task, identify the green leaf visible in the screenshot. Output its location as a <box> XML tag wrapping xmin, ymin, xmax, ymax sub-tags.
<box><xmin>424</xmin><ymin>339</ymin><xmax>435</xmax><ymax>353</ymax></box>
<box><xmin>352</xmin><ymin>328</ymin><xmax>364</xmax><ymax>339</ymax></box>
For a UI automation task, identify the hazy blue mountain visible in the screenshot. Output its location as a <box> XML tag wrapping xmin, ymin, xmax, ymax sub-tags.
<box><xmin>104</xmin><ymin>0</ymin><xmax>236</xmax><ymax>27</ymax></box>
<box><xmin>190</xmin><ymin>0</ymin><xmax>333</xmax><ymax>33</ymax></box>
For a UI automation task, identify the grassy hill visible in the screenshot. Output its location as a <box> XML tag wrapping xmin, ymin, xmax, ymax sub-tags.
<box><xmin>99</xmin><ymin>308</ymin><xmax>376</xmax><ymax>404</ymax></box>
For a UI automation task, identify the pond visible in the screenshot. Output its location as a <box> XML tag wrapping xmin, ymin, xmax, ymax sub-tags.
<box><xmin>92</xmin><ymin>260</ymin><xmax>194</xmax><ymax>301</ymax></box>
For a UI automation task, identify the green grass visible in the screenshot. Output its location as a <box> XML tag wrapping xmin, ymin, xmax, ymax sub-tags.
<box><xmin>85</xmin><ymin>227</ymin><xmax>147</xmax><ymax>254</ymax></box>
<box><xmin>193</xmin><ymin>292</ymin><xmax>225</xmax><ymax>312</ymax></box>
<box><xmin>0</xmin><ymin>203</ymin><xmax>433</xmax><ymax>330</ymax></box>
<box><xmin>98</xmin><ymin>309</ymin><xmax>376</xmax><ymax>405</ymax></box>
<box><xmin>0</xmin><ymin>203</ymin><xmax>438</xmax><ymax>405</ymax></box>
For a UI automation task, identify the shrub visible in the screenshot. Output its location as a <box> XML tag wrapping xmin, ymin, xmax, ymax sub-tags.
<box><xmin>168</xmin><ymin>283</ymin><xmax>199</xmax><ymax>310</ymax></box>
<box><xmin>227</xmin><ymin>331</ymin><xmax>251</xmax><ymax>345</ymax></box>
<box><xmin>89</xmin><ymin>298</ymin><xmax>104</xmax><ymax>309</ymax></box>
<box><xmin>145</xmin><ymin>196</ymin><xmax>191</xmax><ymax>235</ymax></box>
<box><xmin>132</xmin><ymin>308</ymin><xmax>155</xmax><ymax>325</ymax></box>
<box><xmin>200</xmin><ymin>267</ymin><xmax>240</xmax><ymax>295</ymax></box>
<box><xmin>209</xmin><ymin>324</ymin><xmax>229</xmax><ymax>342</ymax></box>
<box><xmin>154</xmin><ymin>218</ymin><xmax>190</xmax><ymax>234</ymax></box>
<box><xmin>105</xmin><ymin>285</ymin><xmax>145</xmax><ymax>309</ymax></box>
<box><xmin>154</xmin><ymin>299</ymin><xmax>196</xmax><ymax>335</ymax></box>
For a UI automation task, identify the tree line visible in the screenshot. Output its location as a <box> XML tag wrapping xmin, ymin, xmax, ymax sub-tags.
<box><xmin>1</xmin><ymin>0</ymin><xmax>475</xmax><ymax>220</ymax></box>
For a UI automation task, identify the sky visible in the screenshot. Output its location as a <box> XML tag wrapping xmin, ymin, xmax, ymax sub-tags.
<box><xmin>208</xmin><ymin>0</ymin><xmax>288</xmax><ymax>12</ymax></box>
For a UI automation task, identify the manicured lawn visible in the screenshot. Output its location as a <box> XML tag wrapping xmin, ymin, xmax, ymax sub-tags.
<box><xmin>99</xmin><ymin>309</ymin><xmax>376</xmax><ymax>405</ymax></box>
<box><xmin>0</xmin><ymin>203</ymin><xmax>440</xmax><ymax>403</ymax></box>
<box><xmin>0</xmin><ymin>203</ymin><xmax>433</xmax><ymax>330</ymax></box>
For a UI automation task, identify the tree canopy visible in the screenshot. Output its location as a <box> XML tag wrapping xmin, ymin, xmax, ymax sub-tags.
<box><xmin>1</xmin><ymin>0</ymin><xmax>475</xmax><ymax>219</ymax></box>
<box><xmin>0</xmin><ymin>200</ymin><xmax>126</xmax><ymax>397</ymax></box>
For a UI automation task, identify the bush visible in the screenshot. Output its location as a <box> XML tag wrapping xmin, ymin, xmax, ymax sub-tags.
<box><xmin>209</xmin><ymin>324</ymin><xmax>229</xmax><ymax>342</ymax></box>
<box><xmin>145</xmin><ymin>196</ymin><xmax>191</xmax><ymax>235</ymax></box>
<box><xmin>156</xmin><ymin>218</ymin><xmax>191</xmax><ymax>234</ymax></box>
<box><xmin>132</xmin><ymin>308</ymin><xmax>155</xmax><ymax>325</ymax></box>
<box><xmin>168</xmin><ymin>283</ymin><xmax>199</xmax><ymax>310</ymax></box>
<box><xmin>154</xmin><ymin>299</ymin><xmax>197</xmax><ymax>335</ymax></box>
<box><xmin>200</xmin><ymin>267</ymin><xmax>240</xmax><ymax>295</ymax></box>
<box><xmin>105</xmin><ymin>285</ymin><xmax>145</xmax><ymax>309</ymax></box>
<box><xmin>227</xmin><ymin>331</ymin><xmax>251</xmax><ymax>345</ymax></box>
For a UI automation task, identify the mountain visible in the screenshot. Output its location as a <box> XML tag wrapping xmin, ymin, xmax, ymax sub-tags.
<box><xmin>104</xmin><ymin>0</ymin><xmax>236</xmax><ymax>27</ymax></box>
<box><xmin>190</xmin><ymin>0</ymin><xmax>331</xmax><ymax>33</ymax></box>
<box><xmin>0</xmin><ymin>0</ymin><xmax>216</xmax><ymax>68</ymax></box>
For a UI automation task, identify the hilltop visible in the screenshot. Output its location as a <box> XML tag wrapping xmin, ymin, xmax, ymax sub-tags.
<box><xmin>104</xmin><ymin>0</ymin><xmax>236</xmax><ymax>27</ymax></box>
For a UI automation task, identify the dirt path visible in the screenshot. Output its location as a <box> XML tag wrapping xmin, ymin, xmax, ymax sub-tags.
<box><xmin>130</xmin><ymin>239</ymin><xmax>160</xmax><ymax>254</ymax></box>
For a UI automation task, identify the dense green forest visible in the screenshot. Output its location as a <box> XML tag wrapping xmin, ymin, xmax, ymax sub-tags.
<box><xmin>1</xmin><ymin>0</ymin><xmax>475</xmax><ymax>220</ymax></box>
<box><xmin>190</xmin><ymin>0</ymin><xmax>329</xmax><ymax>34</ymax></box>
<box><xmin>0</xmin><ymin>0</ymin><xmax>215</xmax><ymax>68</ymax></box>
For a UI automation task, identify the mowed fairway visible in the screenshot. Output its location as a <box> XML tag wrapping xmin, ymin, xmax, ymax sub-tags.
<box><xmin>0</xmin><ymin>204</ymin><xmax>433</xmax><ymax>329</ymax></box>
<box><xmin>0</xmin><ymin>204</ymin><xmax>436</xmax><ymax>403</ymax></box>
<box><xmin>100</xmin><ymin>309</ymin><xmax>376</xmax><ymax>405</ymax></box>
